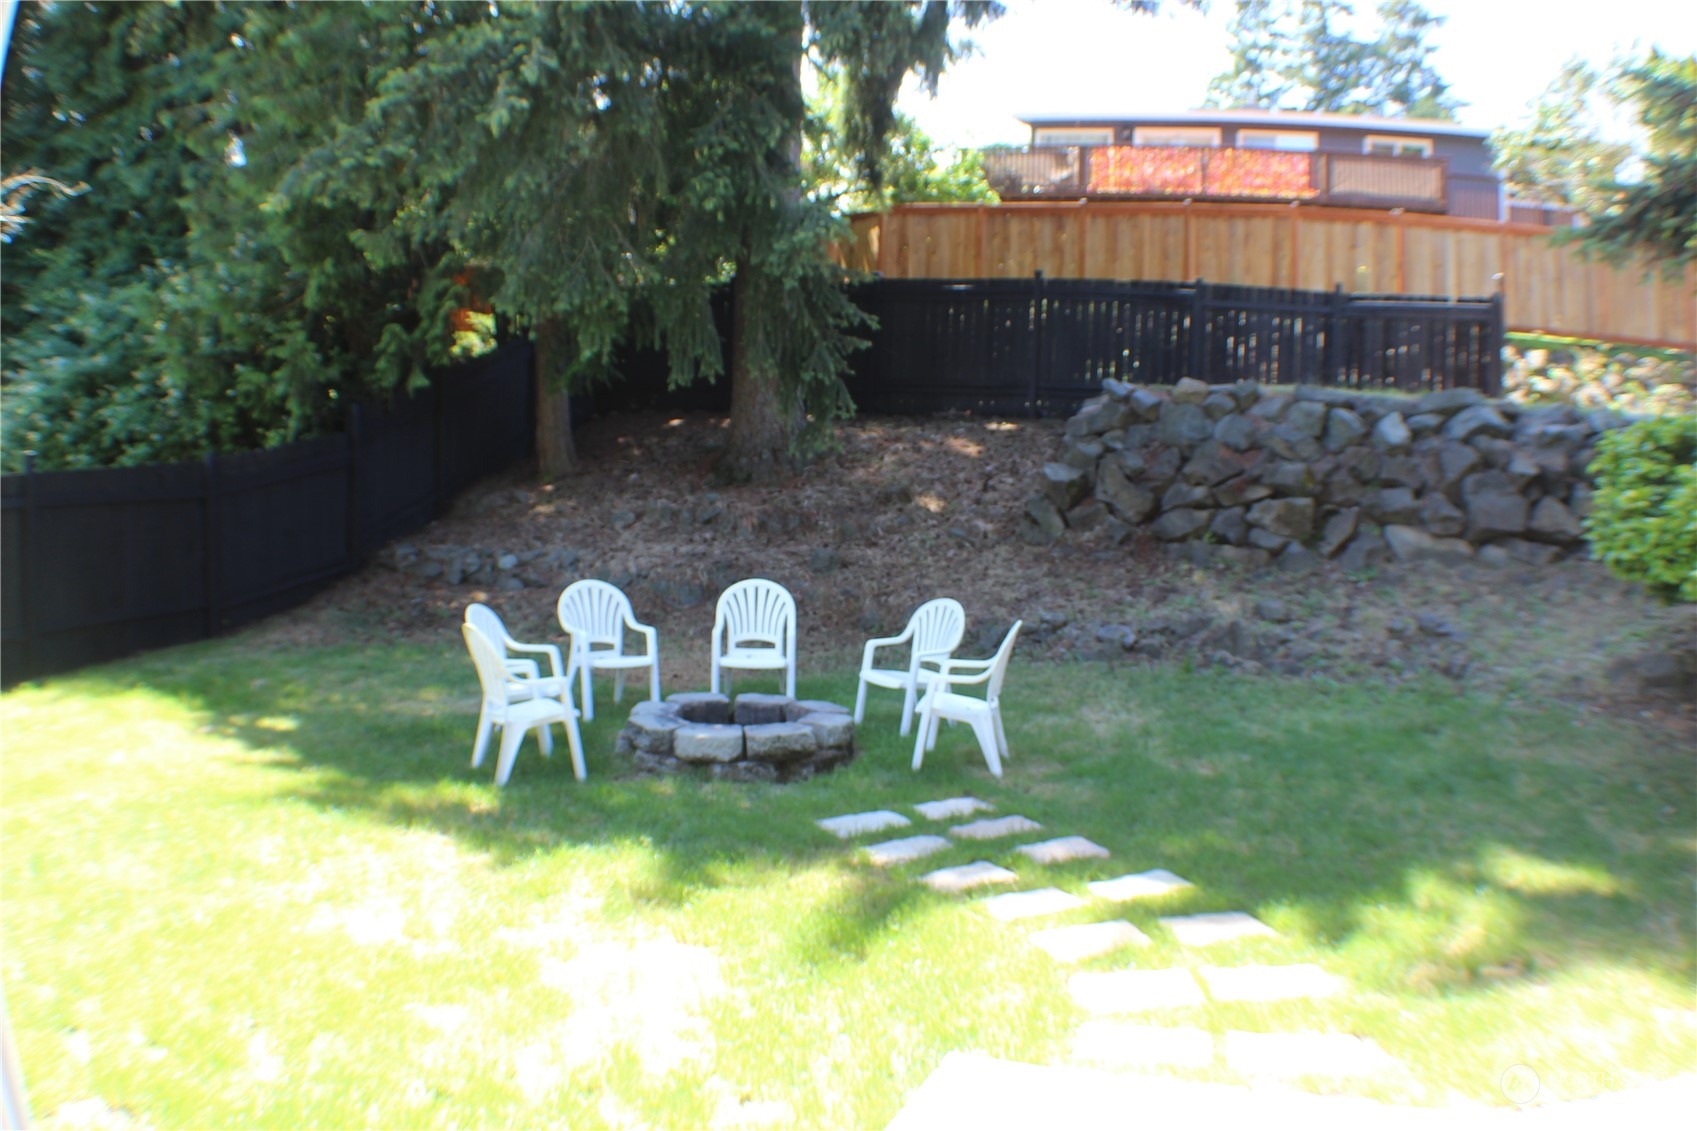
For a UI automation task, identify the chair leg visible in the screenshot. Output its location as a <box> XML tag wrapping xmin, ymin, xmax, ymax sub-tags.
<box><xmin>785</xmin><ymin>661</ymin><xmax>795</xmax><ymax>700</ymax></box>
<box><xmin>971</xmin><ymin>715</ymin><xmax>1004</xmax><ymax>778</ymax></box>
<box><xmin>853</xmin><ymin>678</ymin><xmax>869</xmax><ymax>724</ymax></box>
<box><xmin>614</xmin><ymin>670</ymin><xmax>625</xmax><ymax>704</ymax></box>
<box><xmin>648</xmin><ymin>658</ymin><xmax>661</xmax><ymax>703</ymax></box>
<box><xmin>898</xmin><ymin>681</ymin><xmax>917</xmax><ymax>737</ymax></box>
<box><xmin>565</xmin><ymin>714</ymin><xmax>587</xmax><ymax>782</ymax></box>
<box><xmin>579</xmin><ymin>661</ymin><xmax>595</xmax><ymax>722</ymax></box>
<box><xmin>711</xmin><ymin>657</ymin><xmax>721</xmax><ymax>696</ymax></box>
<box><xmin>471</xmin><ymin>706</ymin><xmax>495</xmax><ymax>768</ymax></box>
<box><xmin>911</xmin><ymin>706</ymin><xmax>931</xmax><ymax>771</ymax></box>
<box><xmin>494</xmin><ymin>723</ymin><xmax>525</xmax><ymax>786</ymax></box>
<box><xmin>536</xmin><ymin>722</ymin><xmax>553</xmax><ymax>757</ymax></box>
<box><xmin>992</xmin><ymin>710</ymin><xmax>1011</xmax><ymax>764</ymax></box>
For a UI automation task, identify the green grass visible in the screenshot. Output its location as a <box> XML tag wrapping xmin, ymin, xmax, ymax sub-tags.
<box><xmin>3</xmin><ymin>636</ymin><xmax>1693</xmax><ymax>1127</ymax></box>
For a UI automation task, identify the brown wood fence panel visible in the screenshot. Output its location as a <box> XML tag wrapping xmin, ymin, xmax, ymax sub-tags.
<box><xmin>849</xmin><ymin>204</ymin><xmax>1696</xmax><ymax>349</ymax></box>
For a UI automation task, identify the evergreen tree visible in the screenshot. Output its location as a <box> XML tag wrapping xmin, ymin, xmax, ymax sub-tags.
<box><xmin>1206</xmin><ymin>0</ymin><xmax>1462</xmax><ymax>120</ymax></box>
<box><xmin>1491</xmin><ymin>59</ymin><xmax>1630</xmax><ymax>214</ymax></box>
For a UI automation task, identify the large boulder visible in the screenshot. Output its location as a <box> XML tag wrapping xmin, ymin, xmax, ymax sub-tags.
<box><xmin>1527</xmin><ymin>497</ymin><xmax>1583</xmax><ymax>544</ymax></box>
<box><xmin>1372</xmin><ymin>412</ymin><xmax>1412</xmax><ymax>454</ymax></box>
<box><xmin>674</xmin><ymin>724</ymin><xmax>745</xmax><ymax>764</ymax></box>
<box><xmin>1247</xmin><ymin>497</ymin><xmax>1316</xmax><ymax>541</ymax></box>
<box><xmin>1365</xmin><ymin>486</ymin><xmax>1421</xmax><ymax>526</ymax></box>
<box><xmin>1096</xmin><ymin>462</ymin><xmax>1157</xmax><ymax>523</ymax></box>
<box><xmin>1040</xmin><ymin>462</ymin><xmax>1089</xmax><ymax>511</ymax></box>
<box><xmin>1384</xmin><ymin>524</ymin><xmax>1476</xmax><ymax>564</ymax></box>
<box><xmin>1465</xmin><ymin>488</ymin><xmax>1529</xmax><ymax>542</ymax></box>
<box><xmin>1324</xmin><ymin>407</ymin><xmax>1368</xmax><ymax>452</ymax></box>
<box><xmin>1443</xmin><ymin>404</ymin><xmax>1513</xmax><ymax>443</ymax></box>
<box><xmin>1150</xmin><ymin>508</ymin><xmax>1209</xmax><ymax>541</ymax></box>
<box><xmin>1158</xmin><ymin>401</ymin><xmax>1215</xmax><ymax>448</ymax></box>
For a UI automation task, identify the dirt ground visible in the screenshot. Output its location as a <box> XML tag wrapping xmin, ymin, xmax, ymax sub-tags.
<box><xmin>250</xmin><ymin>408</ymin><xmax>1695</xmax><ymax>744</ymax></box>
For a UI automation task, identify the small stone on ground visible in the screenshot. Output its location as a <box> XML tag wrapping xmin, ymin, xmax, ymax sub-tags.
<box><xmin>1017</xmin><ymin>836</ymin><xmax>1111</xmax><ymax>864</ymax></box>
<box><xmin>914</xmin><ymin>797</ymin><xmax>993</xmax><ymax>821</ymax></box>
<box><xmin>1087</xmin><ymin>869</ymin><xmax>1194</xmax><ymax>901</ymax></box>
<box><xmin>1028</xmin><ymin>920</ymin><xmax>1150</xmax><ymax>962</ymax></box>
<box><xmin>949</xmin><ymin>815</ymin><xmax>1042</xmax><ymax>840</ymax></box>
<box><xmin>816</xmin><ymin>811</ymin><xmax>911</xmax><ymax>839</ymax></box>
<box><xmin>864</xmin><ymin>835</ymin><xmax>952</xmax><ymax>867</ymax></box>
<box><xmin>1222</xmin><ymin>1031</ymin><xmax>1400</xmax><ymax>1078</ymax></box>
<box><xmin>1159</xmin><ymin>911</ymin><xmax>1278</xmax><ymax>946</ymax></box>
<box><xmin>920</xmin><ymin>860</ymin><xmax>1020</xmax><ymax>893</ymax></box>
<box><xmin>1071</xmin><ymin>1022</ymin><xmax>1214</xmax><ymax>1069</ymax></box>
<box><xmin>1199</xmin><ymin>963</ymin><xmax>1343</xmax><ymax>1002</ymax></box>
<box><xmin>1068</xmin><ymin>967</ymin><xmax>1205</xmax><ymax>1014</ymax></box>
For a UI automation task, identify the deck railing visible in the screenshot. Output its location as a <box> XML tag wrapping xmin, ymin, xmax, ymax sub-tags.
<box><xmin>984</xmin><ymin>145</ymin><xmax>1457</xmax><ymax>215</ymax></box>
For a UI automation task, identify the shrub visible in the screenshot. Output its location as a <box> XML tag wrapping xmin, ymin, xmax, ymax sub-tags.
<box><xmin>1584</xmin><ymin>415</ymin><xmax>1697</xmax><ymax>602</ymax></box>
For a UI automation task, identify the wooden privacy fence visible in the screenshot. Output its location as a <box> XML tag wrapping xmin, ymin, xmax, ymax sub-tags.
<box><xmin>843</xmin><ymin>202</ymin><xmax>1697</xmax><ymax>350</ymax></box>
<box><xmin>843</xmin><ymin>276</ymin><xmax>1501</xmax><ymax>417</ymax></box>
<box><xmin>1</xmin><ymin>341</ymin><xmax>534</xmax><ymax>686</ymax></box>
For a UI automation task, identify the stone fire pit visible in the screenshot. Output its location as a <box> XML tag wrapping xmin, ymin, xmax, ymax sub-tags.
<box><xmin>614</xmin><ymin>692</ymin><xmax>857</xmax><ymax>782</ymax></box>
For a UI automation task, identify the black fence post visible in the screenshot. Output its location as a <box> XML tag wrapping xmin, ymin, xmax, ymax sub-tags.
<box><xmin>204</xmin><ymin>451</ymin><xmax>220</xmax><ymax>636</ymax></box>
<box><xmin>345</xmin><ymin>403</ymin><xmax>363</xmax><ymax>562</ymax></box>
<box><xmin>21</xmin><ymin>452</ymin><xmax>38</xmax><ymax>680</ymax></box>
<box><xmin>1187</xmin><ymin>277</ymin><xmax>1206</xmax><ymax>381</ymax></box>
<box><xmin>1322</xmin><ymin>283</ymin><xmax>1346</xmax><ymax>387</ymax></box>
<box><xmin>1030</xmin><ymin>270</ymin><xmax>1045</xmax><ymax>417</ymax></box>
<box><xmin>1486</xmin><ymin>292</ymin><xmax>1505</xmax><ymax>396</ymax></box>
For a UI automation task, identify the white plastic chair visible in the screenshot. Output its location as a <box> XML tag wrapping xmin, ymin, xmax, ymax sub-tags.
<box><xmin>462</xmin><ymin>623</ymin><xmax>585</xmax><ymax>785</ymax></box>
<box><xmin>855</xmin><ymin>598</ymin><xmax>966</xmax><ymax>736</ymax></box>
<box><xmin>912</xmin><ymin>621</ymin><xmax>1023</xmax><ymax>778</ymax></box>
<box><xmin>465</xmin><ymin>602</ymin><xmax>572</xmax><ymax>697</ymax></box>
<box><xmin>711</xmin><ymin>579</ymin><xmax>797</xmax><ymax>699</ymax></box>
<box><xmin>555</xmin><ymin>580</ymin><xmax>661</xmax><ymax>721</ymax></box>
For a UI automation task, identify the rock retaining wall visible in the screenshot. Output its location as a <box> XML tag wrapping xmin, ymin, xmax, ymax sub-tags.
<box><xmin>1022</xmin><ymin>377</ymin><xmax>1625</xmax><ymax>571</ymax></box>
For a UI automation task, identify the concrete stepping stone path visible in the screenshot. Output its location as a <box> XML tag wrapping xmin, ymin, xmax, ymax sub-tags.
<box><xmin>914</xmin><ymin>797</ymin><xmax>994</xmax><ymax>821</ymax></box>
<box><xmin>864</xmin><ymin>835</ymin><xmax>952</xmax><ymax>867</ymax></box>
<box><xmin>1028</xmin><ymin>920</ymin><xmax>1150</xmax><ymax>962</ymax></box>
<box><xmin>949</xmin><ymin>815</ymin><xmax>1041</xmax><ymax>840</ymax></box>
<box><xmin>1087</xmin><ymin>869</ymin><xmax>1194</xmax><ymax>902</ymax></box>
<box><xmin>980</xmin><ymin>887</ymin><xmax>1086</xmax><ymax>922</ymax></box>
<box><xmin>816</xmin><ymin>810</ymin><xmax>911</xmax><ymax>839</ymax></box>
<box><xmin>1071</xmin><ymin>1021</ymin><xmax>1214</xmax><ymax>1069</ymax></box>
<box><xmin>1068</xmin><ymin>968</ymin><xmax>1205</xmax><ymax>1014</ymax></box>
<box><xmin>1199</xmin><ymin>964</ymin><xmax>1343</xmax><ymax>1003</ymax></box>
<box><xmin>1222</xmin><ymin>1031</ymin><xmax>1399</xmax><ymax>1078</ymax></box>
<box><xmin>1017</xmin><ymin>836</ymin><xmax>1110</xmax><ymax>864</ymax></box>
<box><xmin>1159</xmin><ymin>911</ymin><xmax>1278</xmax><ymax>946</ymax></box>
<box><xmin>921</xmin><ymin>861</ymin><xmax>1020</xmax><ymax>893</ymax></box>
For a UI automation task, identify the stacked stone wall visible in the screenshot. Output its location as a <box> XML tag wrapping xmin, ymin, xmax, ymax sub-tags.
<box><xmin>1022</xmin><ymin>377</ymin><xmax>1624</xmax><ymax>571</ymax></box>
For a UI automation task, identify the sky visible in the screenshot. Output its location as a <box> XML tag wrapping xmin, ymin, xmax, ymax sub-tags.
<box><xmin>895</xmin><ymin>0</ymin><xmax>1697</xmax><ymax>148</ymax></box>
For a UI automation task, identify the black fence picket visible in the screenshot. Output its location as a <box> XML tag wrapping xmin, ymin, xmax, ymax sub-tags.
<box><xmin>1</xmin><ymin>340</ymin><xmax>535</xmax><ymax>687</ymax></box>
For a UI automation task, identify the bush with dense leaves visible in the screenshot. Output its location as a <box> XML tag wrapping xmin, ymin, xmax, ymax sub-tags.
<box><xmin>1584</xmin><ymin>415</ymin><xmax>1697</xmax><ymax>602</ymax></box>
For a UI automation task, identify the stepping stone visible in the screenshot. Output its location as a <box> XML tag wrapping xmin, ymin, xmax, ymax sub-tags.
<box><xmin>864</xmin><ymin>835</ymin><xmax>952</xmax><ymax>867</ymax></box>
<box><xmin>914</xmin><ymin>797</ymin><xmax>993</xmax><ymax>821</ymax></box>
<box><xmin>1087</xmin><ymin>869</ymin><xmax>1194</xmax><ymax>902</ymax></box>
<box><xmin>1071</xmin><ymin>1022</ymin><xmax>1214</xmax><ymax>1069</ymax></box>
<box><xmin>1028</xmin><ymin>920</ymin><xmax>1151</xmax><ymax>962</ymax></box>
<box><xmin>980</xmin><ymin>887</ymin><xmax>1086</xmax><ymax>922</ymax></box>
<box><xmin>921</xmin><ymin>860</ymin><xmax>1020</xmax><ymax>893</ymax></box>
<box><xmin>1159</xmin><ymin>911</ymin><xmax>1278</xmax><ymax>947</ymax></box>
<box><xmin>1223</xmin><ymin>1031</ymin><xmax>1399</xmax><ymax>1078</ymax></box>
<box><xmin>1017</xmin><ymin>836</ymin><xmax>1110</xmax><ymax>865</ymax></box>
<box><xmin>1199</xmin><ymin>964</ymin><xmax>1343</xmax><ymax>1003</ymax></box>
<box><xmin>816</xmin><ymin>810</ymin><xmax>911</xmax><ymax>839</ymax></box>
<box><xmin>949</xmin><ymin>815</ymin><xmax>1041</xmax><ymax>840</ymax></box>
<box><xmin>1069</xmin><ymin>968</ymin><xmax>1205</xmax><ymax>1015</ymax></box>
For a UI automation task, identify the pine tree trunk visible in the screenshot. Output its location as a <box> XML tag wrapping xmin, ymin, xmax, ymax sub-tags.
<box><xmin>718</xmin><ymin>255</ymin><xmax>800</xmax><ymax>483</ymax></box>
<box><xmin>533</xmin><ymin>317</ymin><xmax>578</xmax><ymax>481</ymax></box>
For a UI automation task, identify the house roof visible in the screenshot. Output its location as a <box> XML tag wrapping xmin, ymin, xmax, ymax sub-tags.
<box><xmin>1017</xmin><ymin>108</ymin><xmax>1490</xmax><ymax>140</ymax></box>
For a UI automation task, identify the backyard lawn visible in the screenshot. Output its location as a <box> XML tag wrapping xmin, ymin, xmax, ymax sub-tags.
<box><xmin>3</xmin><ymin>634</ymin><xmax>1693</xmax><ymax>1127</ymax></box>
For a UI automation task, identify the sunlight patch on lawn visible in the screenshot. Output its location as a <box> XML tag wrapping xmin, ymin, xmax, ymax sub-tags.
<box><xmin>1482</xmin><ymin>846</ymin><xmax>1625</xmax><ymax>897</ymax></box>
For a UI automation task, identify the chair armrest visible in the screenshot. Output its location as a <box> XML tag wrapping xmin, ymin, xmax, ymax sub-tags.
<box><xmin>631</xmin><ymin>620</ymin><xmax>659</xmax><ymax>656</ymax></box>
<box><xmin>504</xmin><ymin>658</ymin><xmax>541</xmax><ymax>680</ymax></box>
<box><xmin>862</xmin><ymin>625</ymin><xmax>916</xmax><ymax>668</ymax></box>
<box><xmin>933</xmin><ymin>656</ymin><xmax>995</xmax><ymax>686</ymax></box>
<box><xmin>507</xmin><ymin>640</ymin><xmax>565</xmax><ymax>678</ymax></box>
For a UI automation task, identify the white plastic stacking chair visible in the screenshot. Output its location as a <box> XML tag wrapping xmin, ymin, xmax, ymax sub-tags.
<box><xmin>465</xmin><ymin>602</ymin><xmax>572</xmax><ymax>697</ymax></box>
<box><xmin>912</xmin><ymin>621</ymin><xmax>1023</xmax><ymax>778</ymax></box>
<box><xmin>554</xmin><ymin>580</ymin><xmax>661</xmax><ymax>721</ymax></box>
<box><xmin>710</xmin><ymin>578</ymin><xmax>797</xmax><ymax>698</ymax></box>
<box><xmin>855</xmin><ymin>598</ymin><xmax>966</xmax><ymax>736</ymax></box>
<box><xmin>462</xmin><ymin>623</ymin><xmax>585</xmax><ymax>785</ymax></box>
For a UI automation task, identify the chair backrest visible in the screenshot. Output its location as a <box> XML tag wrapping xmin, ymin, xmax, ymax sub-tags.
<box><xmin>907</xmin><ymin>599</ymin><xmax>966</xmax><ymax>668</ymax></box>
<box><xmin>462</xmin><ymin>623</ymin><xmax>511</xmax><ymax>703</ymax></box>
<box><xmin>715</xmin><ymin>579</ymin><xmax>795</xmax><ymax>650</ymax></box>
<box><xmin>465</xmin><ymin>602</ymin><xmax>510</xmax><ymax>649</ymax></box>
<box><xmin>556</xmin><ymin>580</ymin><xmax>635</xmax><ymax>649</ymax></box>
<box><xmin>983</xmin><ymin>621</ymin><xmax>1023</xmax><ymax>706</ymax></box>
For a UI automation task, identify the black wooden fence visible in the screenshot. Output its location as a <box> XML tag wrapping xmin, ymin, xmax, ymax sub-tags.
<box><xmin>1</xmin><ymin>341</ymin><xmax>534</xmax><ymax>686</ymax></box>
<box><xmin>842</xmin><ymin>275</ymin><xmax>1503</xmax><ymax>417</ymax></box>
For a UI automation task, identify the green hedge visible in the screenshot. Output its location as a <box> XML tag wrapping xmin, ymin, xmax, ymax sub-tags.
<box><xmin>1585</xmin><ymin>415</ymin><xmax>1697</xmax><ymax>602</ymax></box>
